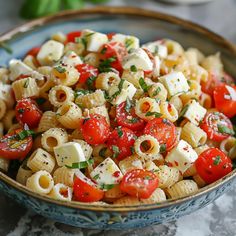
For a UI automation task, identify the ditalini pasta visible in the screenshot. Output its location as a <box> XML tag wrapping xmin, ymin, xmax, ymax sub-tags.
<box><xmin>0</xmin><ymin>29</ymin><xmax>235</xmax><ymax>205</ymax></box>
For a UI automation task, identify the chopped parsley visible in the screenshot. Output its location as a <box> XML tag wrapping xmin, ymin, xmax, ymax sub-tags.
<box><xmin>86</xmin><ymin>76</ymin><xmax>97</xmax><ymax>89</ymax></box>
<box><xmin>117</xmin><ymin>127</ymin><xmax>123</xmax><ymax>138</ymax></box>
<box><xmin>145</xmin><ymin>111</ymin><xmax>162</xmax><ymax>118</ymax></box>
<box><xmin>109</xmin><ymin>79</ymin><xmax>125</xmax><ymax>101</ymax></box>
<box><xmin>100</xmin><ymin>184</ymin><xmax>115</xmax><ymax>190</ymax></box>
<box><xmin>213</xmin><ymin>155</ymin><xmax>222</xmax><ymax>166</ymax></box>
<box><xmin>125</xmin><ymin>38</ymin><xmax>133</xmax><ymax>49</ymax></box>
<box><xmin>17</xmin><ymin>129</ymin><xmax>35</xmax><ymax>140</ymax></box>
<box><xmin>130</xmin><ymin>146</ymin><xmax>135</xmax><ymax>154</ymax></box>
<box><xmin>74</xmin><ymin>89</ymin><xmax>91</xmax><ymax>99</ymax></box>
<box><xmin>144</xmin><ymin>176</ymin><xmax>152</xmax><ymax>180</ymax></box>
<box><xmin>17</xmin><ymin>108</ymin><xmax>24</xmax><ymax>114</ymax></box>
<box><xmin>98</xmin><ymin>56</ymin><xmax>116</xmax><ymax>73</ymax></box>
<box><xmin>160</xmin><ymin>144</ymin><xmax>167</xmax><ymax>153</ymax></box>
<box><xmin>139</xmin><ymin>77</ymin><xmax>150</xmax><ymax>93</ymax></box>
<box><xmin>66</xmin><ymin>159</ymin><xmax>94</xmax><ymax>169</ymax></box>
<box><xmin>217</xmin><ymin>124</ymin><xmax>235</xmax><ymax>135</ymax></box>
<box><xmin>75</xmin><ymin>37</ymin><xmax>87</xmax><ymax>47</ymax></box>
<box><xmin>54</xmin><ymin>65</ymin><xmax>66</xmax><ymax>73</ymax></box>
<box><xmin>93</xmin><ymin>174</ymin><xmax>100</xmax><ymax>180</ymax></box>
<box><xmin>112</xmin><ymin>145</ymin><xmax>120</xmax><ymax>158</ymax></box>
<box><xmin>130</xmin><ymin>65</ymin><xmax>137</xmax><ymax>72</ymax></box>
<box><xmin>153</xmin><ymin>87</ymin><xmax>161</xmax><ymax>97</ymax></box>
<box><xmin>23</xmin><ymin>78</ymin><xmax>29</xmax><ymax>88</ymax></box>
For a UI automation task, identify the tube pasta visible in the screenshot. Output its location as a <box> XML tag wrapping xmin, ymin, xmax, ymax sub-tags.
<box><xmin>156</xmin><ymin>165</ymin><xmax>181</xmax><ymax>188</ymax></box>
<box><xmin>148</xmin><ymin>82</ymin><xmax>167</xmax><ymax>102</ymax></box>
<box><xmin>220</xmin><ymin>137</ymin><xmax>236</xmax><ymax>157</ymax></box>
<box><xmin>23</xmin><ymin>55</ymin><xmax>38</xmax><ymax>70</ymax></box>
<box><xmin>48</xmin><ymin>85</ymin><xmax>74</xmax><ymax>107</ymax></box>
<box><xmin>193</xmin><ymin>174</ymin><xmax>206</xmax><ymax>188</ymax></box>
<box><xmin>92</xmin><ymin>144</ymin><xmax>112</xmax><ymax>159</ymax></box>
<box><xmin>169</xmin><ymin>95</ymin><xmax>183</xmax><ymax>114</ymax></box>
<box><xmin>183</xmin><ymin>165</ymin><xmax>197</xmax><ymax>177</ymax></box>
<box><xmin>135</xmin><ymin>97</ymin><xmax>160</xmax><ymax>120</ymax></box>
<box><xmin>134</xmin><ymin>135</ymin><xmax>160</xmax><ymax>161</ymax></box>
<box><xmin>165</xmin><ymin>180</ymin><xmax>198</xmax><ymax>199</ymax></box>
<box><xmin>83</xmin><ymin>52</ymin><xmax>100</xmax><ymax>67</ymax></box>
<box><xmin>188</xmin><ymin>65</ymin><xmax>208</xmax><ymax>83</ymax></box>
<box><xmin>16</xmin><ymin>166</ymin><xmax>33</xmax><ymax>185</ymax></box>
<box><xmin>180</xmin><ymin>80</ymin><xmax>201</xmax><ymax>104</ymax></box>
<box><xmin>0</xmin><ymin>122</ymin><xmax>3</xmax><ymax>137</ymax></box>
<box><xmin>56</xmin><ymin>102</ymin><xmax>82</xmax><ymax>129</ymax></box>
<box><xmin>194</xmin><ymin>144</ymin><xmax>209</xmax><ymax>155</ymax></box>
<box><xmin>164</xmin><ymin>39</ymin><xmax>184</xmax><ymax>55</ymax></box>
<box><xmin>53</xmin><ymin>166</ymin><xmax>75</xmax><ymax>187</ymax></box>
<box><xmin>181</xmin><ymin>122</ymin><xmax>207</xmax><ymax>148</ymax></box>
<box><xmin>104</xmin><ymin>184</ymin><xmax>126</xmax><ymax>201</ymax></box>
<box><xmin>51</xmin><ymin>32</ymin><xmax>67</xmax><ymax>43</ymax></box>
<box><xmin>41</xmin><ymin>128</ymin><xmax>68</xmax><ymax>152</ymax></box>
<box><xmin>0</xmin><ymin>99</ymin><xmax>6</xmax><ymax>120</ymax></box>
<box><xmin>27</xmin><ymin>148</ymin><xmax>56</xmax><ymax>173</ymax></box>
<box><xmin>70</xmin><ymin>128</ymin><xmax>84</xmax><ymax>140</ymax></box>
<box><xmin>159</xmin><ymin>101</ymin><xmax>178</xmax><ymax>122</ymax></box>
<box><xmin>199</xmin><ymin>92</ymin><xmax>212</xmax><ymax>109</ymax></box>
<box><xmin>95</xmin><ymin>72</ymin><xmax>120</xmax><ymax>90</ymax></box>
<box><xmin>37</xmin><ymin>111</ymin><xmax>62</xmax><ymax>133</ymax></box>
<box><xmin>48</xmin><ymin>183</ymin><xmax>73</xmax><ymax>201</ymax></box>
<box><xmin>64</xmin><ymin>42</ymin><xmax>85</xmax><ymax>56</ymax></box>
<box><xmin>119</xmin><ymin>154</ymin><xmax>143</xmax><ymax>174</ymax></box>
<box><xmin>75</xmin><ymin>89</ymin><xmax>106</xmax><ymax>109</ymax></box>
<box><xmin>26</xmin><ymin>170</ymin><xmax>54</xmax><ymax>194</ymax></box>
<box><xmin>2</xmin><ymin>110</ymin><xmax>17</xmax><ymax>131</ymax></box>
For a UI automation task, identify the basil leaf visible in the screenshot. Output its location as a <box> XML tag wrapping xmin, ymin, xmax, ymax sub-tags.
<box><xmin>213</xmin><ymin>155</ymin><xmax>222</xmax><ymax>165</ymax></box>
<box><xmin>86</xmin><ymin>76</ymin><xmax>97</xmax><ymax>89</ymax></box>
<box><xmin>66</xmin><ymin>159</ymin><xmax>94</xmax><ymax>169</ymax></box>
<box><xmin>139</xmin><ymin>77</ymin><xmax>150</xmax><ymax>93</ymax></box>
<box><xmin>125</xmin><ymin>38</ymin><xmax>133</xmax><ymax>49</ymax></box>
<box><xmin>117</xmin><ymin>127</ymin><xmax>123</xmax><ymax>138</ymax></box>
<box><xmin>17</xmin><ymin>130</ymin><xmax>35</xmax><ymax>140</ymax></box>
<box><xmin>100</xmin><ymin>184</ymin><xmax>115</xmax><ymax>190</ymax></box>
<box><xmin>217</xmin><ymin>125</ymin><xmax>235</xmax><ymax>135</ymax></box>
<box><xmin>23</xmin><ymin>78</ymin><xmax>29</xmax><ymax>88</ymax></box>
<box><xmin>109</xmin><ymin>79</ymin><xmax>125</xmax><ymax>101</ymax></box>
<box><xmin>145</xmin><ymin>111</ymin><xmax>162</xmax><ymax>118</ymax></box>
<box><xmin>98</xmin><ymin>56</ymin><xmax>116</xmax><ymax>73</ymax></box>
<box><xmin>112</xmin><ymin>145</ymin><xmax>120</xmax><ymax>158</ymax></box>
<box><xmin>54</xmin><ymin>65</ymin><xmax>66</xmax><ymax>73</ymax></box>
<box><xmin>152</xmin><ymin>87</ymin><xmax>161</xmax><ymax>97</ymax></box>
<box><xmin>74</xmin><ymin>89</ymin><xmax>91</xmax><ymax>99</ymax></box>
<box><xmin>160</xmin><ymin>144</ymin><xmax>166</xmax><ymax>153</ymax></box>
<box><xmin>130</xmin><ymin>65</ymin><xmax>137</xmax><ymax>72</ymax></box>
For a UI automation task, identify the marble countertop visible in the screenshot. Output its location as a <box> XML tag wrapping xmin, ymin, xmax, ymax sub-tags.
<box><xmin>0</xmin><ymin>0</ymin><xmax>236</xmax><ymax>235</ymax></box>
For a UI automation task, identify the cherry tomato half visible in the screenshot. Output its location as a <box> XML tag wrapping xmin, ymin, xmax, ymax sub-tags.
<box><xmin>116</xmin><ymin>101</ymin><xmax>145</xmax><ymax>131</ymax></box>
<box><xmin>81</xmin><ymin>114</ymin><xmax>110</xmax><ymax>145</ymax></box>
<box><xmin>144</xmin><ymin>118</ymin><xmax>177</xmax><ymax>152</ymax></box>
<box><xmin>120</xmin><ymin>169</ymin><xmax>159</xmax><ymax>199</ymax></box>
<box><xmin>15</xmin><ymin>98</ymin><xmax>42</xmax><ymax>129</ymax></box>
<box><xmin>26</xmin><ymin>46</ymin><xmax>40</xmax><ymax>57</ymax></box>
<box><xmin>0</xmin><ymin>129</ymin><xmax>33</xmax><ymax>160</ymax></box>
<box><xmin>201</xmin><ymin>72</ymin><xmax>222</xmax><ymax>96</ymax></box>
<box><xmin>200</xmin><ymin>112</ymin><xmax>234</xmax><ymax>142</ymax></box>
<box><xmin>66</xmin><ymin>31</ymin><xmax>82</xmax><ymax>43</ymax></box>
<box><xmin>100</xmin><ymin>42</ymin><xmax>127</xmax><ymax>73</ymax></box>
<box><xmin>195</xmin><ymin>148</ymin><xmax>232</xmax><ymax>184</ymax></box>
<box><xmin>73</xmin><ymin>176</ymin><xmax>104</xmax><ymax>202</ymax></box>
<box><xmin>107</xmin><ymin>127</ymin><xmax>136</xmax><ymax>161</ymax></box>
<box><xmin>213</xmin><ymin>83</ymin><xmax>236</xmax><ymax>118</ymax></box>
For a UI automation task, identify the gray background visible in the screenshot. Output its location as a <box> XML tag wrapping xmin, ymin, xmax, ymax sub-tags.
<box><xmin>0</xmin><ymin>0</ymin><xmax>236</xmax><ymax>235</ymax></box>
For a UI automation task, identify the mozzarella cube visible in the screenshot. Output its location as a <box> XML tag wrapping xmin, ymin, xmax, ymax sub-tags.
<box><xmin>90</xmin><ymin>158</ymin><xmax>123</xmax><ymax>185</ymax></box>
<box><xmin>82</xmin><ymin>29</ymin><xmax>108</xmax><ymax>52</ymax></box>
<box><xmin>108</xmin><ymin>80</ymin><xmax>137</xmax><ymax>105</ymax></box>
<box><xmin>111</xmin><ymin>33</ymin><xmax>140</xmax><ymax>50</ymax></box>
<box><xmin>142</xmin><ymin>41</ymin><xmax>168</xmax><ymax>58</ymax></box>
<box><xmin>37</xmin><ymin>40</ymin><xmax>64</xmax><ymax>66</ymax></box>
<box><xmin>9</xmin><ymin>59</ymin><xmax>43</xmax><ymax>81</ymax></box>
<box><xmin>159</xmin><ymin>72</ymin><xmax>189</xmax><ymax>97</ymax></box>
<box><xmin>165</xmin><ymin>140</ymin><xmax>198</xmax><ymax>174</ymax></box>
<box><xmin>183</xmin><ymin>100</ymin><xmax>207</xmax><ymax>125</ymax></box>
<box><xmin>122</xmin><ymin>48</ymin><xmax>153</xmax><ymax>71</ymax></box>
<box><xmin>61</xmin><ymin>51</ymin><xmax>83</xmax><ymax>67</ymax></box>
<box><xmin>54</xmin><ymin>142</ymin><xmax>86</xmax><ymax>167</ymax></box>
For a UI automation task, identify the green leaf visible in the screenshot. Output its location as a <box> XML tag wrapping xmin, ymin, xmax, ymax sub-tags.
<box><xmin>89</xmin><ymin>0</ymin><xmax>110</xmax><ymax>3</ymax></box>
<box><xmin>117</xmin><ymin>127</ymin><xmax>123</xmax><ymax>138</ymax></box>
<box><xmin>145</xmin><ymin>111</ymin><xmax>162</xmax><ymax>118</ymax></box>
<box><xmin>139</xmin><ymin>77</ymin><xmax>150</xmax><ymax>93</ymax></box>
<box><xmin>63</xmin><ymin>0</ymin><xmax>84</xmax><ymax>10</ymax></box>
<box><xmin>99</xmin><ymin>147</ymin><xmax>107</xmax><ymax>158</ymax></box>
<box><xmin>112</xmin><ymin>145</ymin><xmax>120</xmax><ymax>158</ymax></box>
<box><xmin>74</xmin><ymin>89</ymin><xmax>91</xmax><ymax>99</ymax></box>
<box><xmin>86</xmin><ymin>76</ymin><xmax>97</xmax><ymax>90</ymax></box>
<box><xmin>23</xmin><ymin>78</ymin><xmax>30</xmax><ymax>88</ymax></box>
<box><xmin>217</xmin><ymin>125</ymin><xmax>235</xmax><ymax>135</ymax></box>
<box><xmin>98</xmin><ymin>56</ymin><xmax>116</xmax><ymax>73</ymax></box>
<box><xmin>152</xmin><ymin>87</ymin><xmax>161</xmax><ymax>97</ymax></box>
<box><xmin>54</xmin><ymin>65</ymin><xmax>66</xmax><ymax>73</ymax></box>
<box><xmin>100</xmin><ymin>184</ymin><xmax>115</xmax><ymax>190</ymax></box>
<box><xmin>17</xmin><ymin>130</ymin><xmax>35</xmax><ymax>140</ymax></box>
<box><xmin>125</xmin><ymin>38</ymin><xmax>133</xmax><ymax>49</ymax></box>
<box><xmin>0</xmin><ymin>42</ymin><xmax>13</xmax><ymax>54</ymax></box>
<box><xmin>160</xmin><ymin>144</ymin><xmax>166</xmax><ymax>153</ymax></box>
<box><xmin>66</xmin><ymin>159</ymin><xmax>94</xmax><ymax>169</ymax></box>
<box><xmin>35</xmin><ymin>97</ymin><xmax>46</xmax><ymax>105</ymax></box>
<box><xmin>213</xmin><ymin>155</ymin><xmax>222</xmax><ymax>165</ymax></box>
<box><xmin>130</xmin><ymin>65</ymin><xmax>137</xmax><ymax>72</ymax></box>
<box><xmin>20</xmin><ymin>0</ymin><xmax>61</xmax><ymax>19</ymax></box>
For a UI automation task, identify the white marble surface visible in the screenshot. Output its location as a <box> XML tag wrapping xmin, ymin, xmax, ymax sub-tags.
<box><xmin>0</xmin><ymin>0</ymin><xmax>236</xmax><ymax>235</ymax></box>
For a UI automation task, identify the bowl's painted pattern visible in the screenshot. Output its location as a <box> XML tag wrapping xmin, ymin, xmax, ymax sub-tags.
<box><xmin>0</xmin><ymin>7</ymin><xmax>236</xmax><ymax>229</ymax></box>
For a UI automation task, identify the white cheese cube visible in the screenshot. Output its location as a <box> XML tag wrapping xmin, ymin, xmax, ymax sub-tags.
<box><xmin>0</xmin><ymin>82</ymin><xmax>14</xmax><ymax>108</ymax></box>
<box><xmin>61</xmin><ymin>51</ymin><xmax>83</xmax><ymax>67</ymax></box>
<box><xmin>142</xmin><ymin>41</ymin><xmax>168</xmax><ymax>58</ymax></box>
<box><xmin>165</xmin><ymin>140</ymin><xmax>198</xmax><ymax>174</ymax></box>
<box><xmin>108</xmin><ymin>80</ymin><xmax>137</xmax><ymax>105</ymax></box>
<box><xmin>82</xmin><ymin>29</ymin><xmax>108</xmax><ymax>52</ymax></box>
<box><xmin>225</xmin><ymin>85</ymin><xmax>236</xmax><ymax>101</ymax></box>
<box><xmin>37</xmin><ymin>40</ymin><xmax>64</xmax><ymax>66</ymax></box>
<box><xmin>122</xmin><ymin>48</ymin><xmax>153</xmax><ymax>71</ymax></box>
<box><xmin>111</xmin><ymin>33</ymin><xmax>140</xmax><ymax>50</ymax></box>
<box><xmin>159</xmin><ymin>72</ymin><xmax>189</xmax><ymax>97</ymax></box>
<box><xmin>90</xmin><ymin>158</ymin><xmax>123</xmax><ymax>185</ymax></box>
<box><xmin>183</xmin><ymin>100</ymin><xmax>207</xmax><ymax>125</ymax></box>
<box><xmin>54</xmin><ymin>142</ymin><xmax>86</xmax><ymax>167</ymax></box>
<box><xmin>9</xmin><ymin>59</ymin><xmax>43</xmax><ymax>81</ymax></box>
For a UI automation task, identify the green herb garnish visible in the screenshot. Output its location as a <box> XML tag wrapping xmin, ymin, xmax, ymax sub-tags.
<box><xmin>213</xmin><ymin>155</ymin><xmax>222</xmax><ymax>166</ymax></box>
<box><xmin>100</xmin><ymin>47</ymin><xmax>107</xmax><ymax>55</ymax></box>
<box><xmin>153</xmin><ymin>87</ymin><xmax>161</xmax><ymax>97</ymax></box>
<box><xmin>217</xmin><ymin>125</ymin><xmax>235</xmax><ymax>135</ymax></box>
<box><xmin>86</xmin><ymin>76</ymin><xmax>97</xmax><ymax>89</ymax></box>
<box><xmin>145</xmin><ymin>111</ymin><xmax>162</xmax><ymax>118</ymax></box>
<box><xmin>66</xmin><ymin>159</ymin><xmax>94</xmax><ymax>169</ymax></box>
<box><xmin>23</xmin><ymin>78</ymin><xmax>30</xmax><ymax>88</ymax></box>
<box><xmin>98</xmin><ymin>56</ymin><xmax>116</xmax><ymax>73</ymax></box>
<box><xmin>130</xmin><ymin>65</ymin><xmax>137</xmax><ymax>72</ymax></box>
<box><xmin>100</xmin><ymin>184</ymin><xmax>115</xmax><ymax>190</ymax></box>
<box><xmin>99</xmin><ymin>147</ymin><xmax>107</xmax><ymax>158</ymax></box>
<box><xmin>17</xmin><ymin>129</ymin><xmax>35</xmax><ymax>140</ymax></box>
<box><xmin>74</xmin><ymin>89</ymin><xmax>91</xmax><ymax>99</ymax></box>
<box><xmin>109</xmin><ymin>79</ymin><xmax>125</xmax><ymax>101</ymax></box>
<box><xmin>112</xmin><ymin>145</ymin><xmax>120</xmax><ymax>158</ymax></box>
<box><xmin>93</xmin><ymin>174</ymin><xmax>100</xmax><ymax>180</ymax></box>
<box><xmin>125</xmin><ymin>98</ymin><xmax>132</xmax><ymax>113</ymax></box>
<box><xmin>55</xmin><ymin>65</ymin><xmax>66</xmax><ymax>73</ymax></box>
<box><xmin>117</xmin><ymin>127</ymin><xmax>123</xmax><ymax>138</ymax></box>
<box><xmin>139</xmin><ymin>77</ymin><xmax>150</xmax><ymax>93</ymax></box>
<box><xmin>179</xmin><ymin>105</ymin><xmax>189</xmax><ymax>118</ymax></box>
<box><xmin>160</xmin><ymin>144</ymin><xmax>166</xmax><ymax>153</ymax></box>
<box><xmin>35</xmin><ymin>97</ymin><xmax>46</xmax><ymax>105</ymax></box>
<box><xmin>125</xmin><ymin>38</ymin><xmax>133</xmax><ymax>49</ymax></box>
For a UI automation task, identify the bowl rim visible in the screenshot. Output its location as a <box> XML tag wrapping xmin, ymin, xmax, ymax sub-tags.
<box><xmin>0</xmin><ymin>6</ymin><xmax>236</xmax><ymax>212</ymax></box>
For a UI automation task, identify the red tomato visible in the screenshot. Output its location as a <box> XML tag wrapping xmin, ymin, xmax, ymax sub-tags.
<box><xmin>116</xmin><ymin>101</ymin><xmax>145</xmax><ymax>131</ymax></box>
<box><xmin>213</xmin><ymin>83</ymin><xmax>236</xmax><ymax>118</ymax></box>
<box><xmin>107</xmin><ymin>127</ymin><xmax>136</xmax><ymax>161</ymax></box>
<box><xmin>15</xmin><ymin>98</ymin><xmax>42</xmax><ymax>129</ymax></box>
<box><xmin>26</xmin><ymin>47</ymin><xmax>40</xmax><ymax>57</ymax></box>
<box><xmin>73</xmin><ymin>175</ymin><xmax>104</xmax><ymax>202</ymax></box>
<box><xmin>120</xmin><ymin>169</ymin><xmax>159</xmax><ymax>199</ymax></box>
<box><xmin>201</xmin><ymin>73</ymin><xmax>222</xmax><ymax>96</ymax></box>
<box><xmin>107</xmin><ymin>32</ymin><xmax>116</xmax><ymax>40</ymax></box>
<box><xmin>100</xmin><ymin>42</ymin><xmax>127</xmax><ymax>73</ymax></box>
<box><xmin>75</xmin><ymin>63</ymin><xmax>99</xmax><ymax>85</ymax></box>
<box><xmin>66</xmin><ymin>31</ymin><xmax>82</xmax><ymax>43</ymax></box>
<box><xmin>81</xmin><ymin>114</ymin><xmax>110</xmax><ymax>145</ymax></box>
<box><xmin>195</xmin><ymin>148</ymin><xmax>232</xmax><ymax>184</ymax></box>
<box><xmin>200</xmin><ymin>112</ymin><xmax>234</xmax><ymax>142</ymax></box>
<box><xmin>144</xmin><ymin>118</ymin><xmax>177</xmax><ymax>152</ymax></box>
<box><xmin>0</xmin><ymin>129</ymin><xmax>33</xmax><ymax>160</ymax></box>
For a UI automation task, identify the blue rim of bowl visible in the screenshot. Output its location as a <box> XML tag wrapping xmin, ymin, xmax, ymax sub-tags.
<box><xmin>0</xmin><ymin>6</ymin><xmax>236</xmax><ymax>212</ymax></box>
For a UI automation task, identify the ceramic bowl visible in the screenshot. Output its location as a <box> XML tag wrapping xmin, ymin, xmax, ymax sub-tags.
<box><xmin>0</xmin><ymin>7</ymin><xmax>236</xmax><ymax>230</ymax></box>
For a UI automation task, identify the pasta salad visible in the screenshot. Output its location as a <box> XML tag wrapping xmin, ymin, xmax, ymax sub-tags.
<box><xmin>0</xmin><ymin>29</ymin><xmax>236</xmax><ymax>205</ymax></box>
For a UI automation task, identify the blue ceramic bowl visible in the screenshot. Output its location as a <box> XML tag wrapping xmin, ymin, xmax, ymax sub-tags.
<box><xmin>0</xmin><ymin>7</ymin><xmax>236</xmax><ymax>230</ymax></box>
